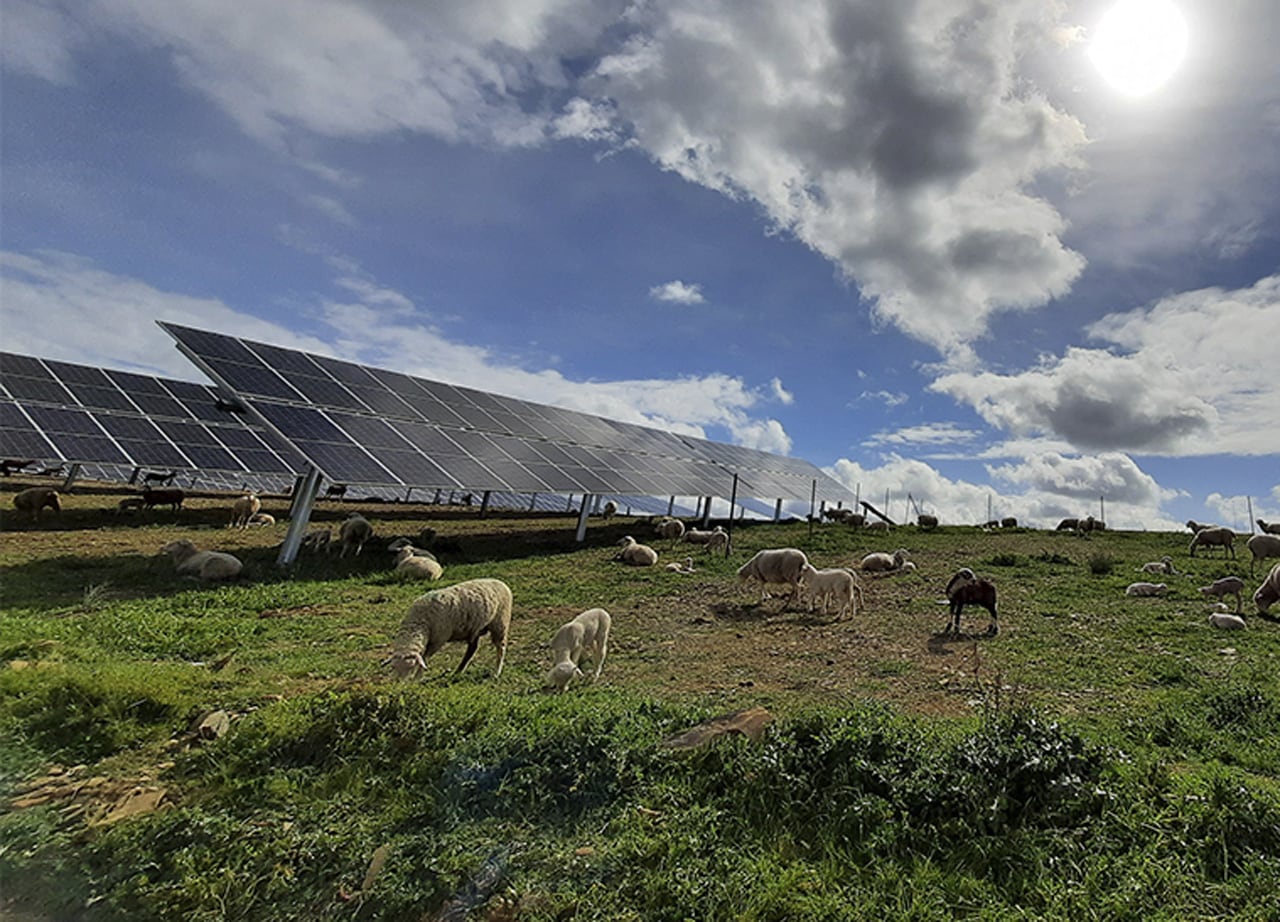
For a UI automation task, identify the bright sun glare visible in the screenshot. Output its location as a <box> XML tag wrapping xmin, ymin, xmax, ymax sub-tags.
<box><xmin>1088</xmin><ymin>0</ymin><xmax>1189</xmax><ymax>96</ymax></box>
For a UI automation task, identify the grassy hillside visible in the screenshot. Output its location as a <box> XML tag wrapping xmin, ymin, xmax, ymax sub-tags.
<box><xmin>2</xmin><ymin>483</ymin><xmax>1278</xmax><ymax>920</ymax></box>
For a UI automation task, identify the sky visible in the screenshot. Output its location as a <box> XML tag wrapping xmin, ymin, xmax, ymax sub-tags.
<box><xmin>1</xmin><ymin>0</ymin><xmax>1277</xmax><ymax>531</ymax></box>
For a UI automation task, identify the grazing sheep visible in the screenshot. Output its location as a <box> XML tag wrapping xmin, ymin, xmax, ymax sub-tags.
<box><xmin>1055</xmin><ymin>518</ymin><xmax>1079</xmax><ymax>531</ymax></box>
<box><xmin>737</xmin><ymin>547</ymin><xmax>809</xmax><ymax>607</ymax></box>
<box><xmin>843</xmin><ymin>511</ymin><xmax>867</xmax><ymax>528</ymax></box>
<box><xmin>1189</xmin><ymin>526</ymin><xmax>1235</xmax><ymax>559</ymax></box>
<box><xmin>545</xmin><ymin>661</ymin><xmax>584</xmax><ymax>693</ymax></box>
<box><xmin>664</xmin><ymin>556</ymin><xmax>697</xmax><ymax>574</ymax></box>
<box><xmin>1125</xmin><ymin>582</ymin><xmax>1168</xmax><ymax>597</ymax></box>
<box><xmin>383</xmin><ymin>578</ymin><xmax>512</xmax><ymax>679</ymax></box>
<box><xmin>1245</xmin><ymin>533</ymin><xmax>1280</xmax><ymax>576</ymax></box>
<box><xmin>917</xmin><ymin>513</ymin><xmax>938</xmax><ymax>530</ymax></box>
<box><xmin>864</xmin><ymin>520</ymin><xmax>891</xmax><ymax>534</ymax></box>
<box><xmin>1199</xmin><ymin>576</ymin><xmax>1247</xmax><ymax>614</ymax></box>
<box><xmin>944</xmin><ymin>568</ymin><xmax>998</xmax><ymax>635</ymax></box>
<box><xmin>1079</xmin><ymin>516</ymin><xmax>1106</xmax><ymax>533</ymax></box>
<box><xmin>1137</xmin><ymin>555</ymin><xmax>1178</xmax><ymax>576</ymax></box>
<box><xmin>338</xmin><ymin>513</ymin><xmax>374</xmax><ymax>557</ymax></box>
<box><xmin>1208</xmin><ymin>612</ymin><xmax>1247</xmax><ymax>630</ymax></box>
<box><xmin>615</xmin><ymin>535</ymin><xmax>659</xmax><ymax>567</ymax></box>
<box><xmin>247</xmin><ymin>512</ymin><xmax>275</xmax><ymax>527</ymax></box>
<box><xmin>12</xmin><ymin>487</ymin><xmax>61</xmax><ymax>522</ymax></box>
<box><xmin>142</xmin><ymin>487</ymin><xmax>184</xmax><ymax>511</ymax></box>
<box><xmin>160</xmin><ymin>539</ymin><xmax>243</xmax><ymax>582</ymax></box>
<box><xmin>600</xmin><ymin>500</ymin><xmax>618</xmax><ymax>521</ymax></box>
<box><xmin>1001</xmin><ymin>517</ymin><xmax>1018</xmax><ymax>528</ymax></box>
<box><xmin>116</xmin><ymin>496</ymin><xmax>145</xmax><ymax>515</ymax></box>
<box><xmin>799</xmin><ymin>564</ymin><xmax>862</xmax><ymax>620</ymax></box>
<box><xmin>229</xmin><ymin>493</ymin><xmax>261</xmax><ymax>529</ymax></box>
<box><xmin>654</xmin><ymin>517</ymin><xmax>686</xmax><ymax>541</ymax></box>
<box><xmin>1256</xmin><ymin>519</ymin><xmax>1280</xmax><ymax>536</ymax></box>
<box><xmin>547</xmin><ymin>607</ymin><xmax>611</xmax><ymax>685</ymax></box>
<box><xmin>300</xmin><ymin>526</ymin><xmax>331</xmax><ymax>554</ymax></box>
<box><xmin>394</xmin><ymin>546</ymin><xmax>443</xmax><ymax>581</ymax></box>
<box><xmin>1254</xmin><ymin>562</ymin><xmax>1280</xmax><ymax>614</ymax></box>
<box><xmin>860</xmin><ymin>548</ymin><xmax>910</xmax><ymax>573</ymax></box>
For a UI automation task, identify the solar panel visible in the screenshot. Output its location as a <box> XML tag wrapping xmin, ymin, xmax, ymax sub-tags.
<box><xmin>159</xmin><ymin>323</ymin><xmax>855</xmax><ymax>507</ymax></box>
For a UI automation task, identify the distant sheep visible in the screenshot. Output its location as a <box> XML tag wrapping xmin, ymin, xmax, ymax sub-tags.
<box><xmin>1001</xmin><ymin>517</ymin><xmax>1018</xmax><ymax>529</ymax></box>
<box><xmin>1208</xmin><ymin>612</ymin><xmax>1247</xmax><ymax>630</ymax></box>
<box><xmin>1137</xmin><ymin>556</ymin><xmax>1178</xmax><ymax>576</ymax></box>
<box><xmin>1254</xmin><ymin>562</ymin><xmax>1280</xmax><ymax>614</ymax></box>
<box><xmin>142</xmin><ymin>487</ymin><xmax>184</xmax><ymax>511</ymax></box>
<box><xmin>247</xmin><ymin>512</ymin><xmax>275</xmax><ymax>527</ymax></box>
<box><xmin>664</xmin><ymin>556</ymin><xmax>697</xmax><ymax>574</ymax></box>
<box><xmin>1078</xmin><ymin>516</ymin><xmax>1105</xmax><ymax>533</ymax></box>
<box><xmin>1055</xmin><ymin>518</ymin><xmax>1079</xmax><ymax>531</ymax></box>
<box><xmin>615</xmin><ymin>535</ymin><xmax>659</xmax><ymax>567</ymax></box>
<box><xmin>737</xmin><ymin>547</ymin><xmax>809</xmax><ymax>608</ymax></box>
<box><xmin>229</xmin><ymin>493</ymin><xmax>261</xmax><ymax>529</ymax></box>
<box><xmin>704</xmin><ymin>526</ymin><xmax>730</xmax><ymax>554</ymax></box>
<box><xmin>1189</xmin><ymin>526</ymin><xmax>1235</xmax><ymax>558</ymax></box>
<box><xmin>1185</xmin><ymin>520</ymin><xmax>1213</xmax><ymax>533</ymax></box>
<box><xmin>338</xmin><ymin>513</ymin><xmax>374</xmax><ymax>557</ymax></box>
<box><xmin>836</xmin><ymin>510</ymin><xmax>866</xmax><ymax>528</ymax></box>
<box><xmin>1199</xmin><ymin>576</ymin><xmax>1246</xmax><ymax>614</ymax></box>
<box><xmin>917</xmin><ymin>514</ymin><xmax>938</xmax><ymax>530</ymax></box>
<box><xmin>799</xmin><ymin>564</ymin><xmax>863</xmax><ymax>620</ymax></box>
<box><xmin>0</xmin><ymin>459</ymin><xmax>36</xmax><ymax>476</ymax></box>
<box><xmin>682</xmin><ymin>527</ymin><xmax>724</xmax><ymax>547</ymax></box>
<box><xmin>860</xmin><ymin>548</ymin><xmax>910</xmax><ymax>573</ymax></box>
<box><xmin>12</xmin><ymin>487</ymin><xmax>61</xmax><ymax>522</ymax></box>
<box><xmin>160</xmin><ymin>539</ymin><xmax>243</xmax><ymax>582</ymax></box>
<box><xmin>654</xmin><ymin>517</ymin><xmax>685</xmax><ymax>541</ymax></box>
<box><xmin>864</xmin><ymin>520</ymin><xmax>891</xmax><ymax>534</ymax></box>
<box><xmin>116</xmin><ymin>496</ymin><xmax>145</xmax><ymax>515</ymax></box>
<box><xmin>394</xmin><ymin>546</ymin><xmax>443</xmax><ymax>581</ymax></box>
<box><xmin>300</xmin><ymin>526</ymin><xmax>331</xmax><ymax>554</ymax></box>
<box><xmin>1257</xmin><ymin>519</ymin><xmax>1280</xmax><ymax>536</ymax></box>
<box><xmin>1125</xmin><ymin>582</ymin><xmax>1168</xmax><ymax>597</ymax></box>
<box><xmin>546</xmin><ymin>607</ymin><xmax>611</xmax><ymax>689</ymax></box>
<box><xmin>944</xmin><ymin>568</ymin><xmax>998</xmax><ymax>635</ymax></box>
<box><xmin>1245</xmin><ymin>534</ymin><xmax>1280</xmax><ymax>576</ymax></box>
<box><xmin>383</xmin><ymin>578</ymin><xmax>512</xmax><ymax>679</ymax></box>
<box><xmin>600</xmin><ymin>500</ymin><xmax>618</xmax><ymax>521</ymax></box>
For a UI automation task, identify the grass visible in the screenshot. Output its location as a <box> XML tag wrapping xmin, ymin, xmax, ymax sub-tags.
<box><xmin>2</xmin><ymin>481</ymin><xmax>1279</xmax><ymax>920</ymax></box>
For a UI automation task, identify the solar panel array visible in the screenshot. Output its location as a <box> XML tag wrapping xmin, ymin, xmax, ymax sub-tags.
<box><xmin>0</xmin><ymin>352</ymin><xmax>308</xmax><ymax>493</ymax></box>
<box><xmin>161</xmin><ymin>323</ymin><xmax>854</xmax><ymax>505</ymax></box>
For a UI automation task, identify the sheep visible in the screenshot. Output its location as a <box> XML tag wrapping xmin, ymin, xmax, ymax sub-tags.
<box><xmin>799</xmin><ymin>564</ymin><xmax>863</xmax><ymax>620</ymax></box>
<box><xmin>1079</xmin><ymin>516</ymin><xmax>1105</xmax><ymax>533</ymax></box>
<box><xmin>300</xmin><ymin>526</ymin><xmax>331</xmax><ymax>554</ymax></box>
<box><xmin>382</xmin><ymin>578</ymin><xmax>512</xmax><ymax>679</ymax></box>
<box><xmin>141</xmin><ymin>469</ymin><xmax>177</xmax><ymax>486</ymax></box>
<box><xmin>704</xmin><ymin>526</ymin><xmax>730</xmax><ymax>554</ymax></box>
<box><xmin>1199</xmin><ymin>576</ymin><xmax>1246</xmax><ymax>614</ymax></box>
<box><xmin>842</xmin><ymin>512</ymin><xmax>867</xmax><ymax>528</ymax></box>
<box><xmin>247</xmin><ymin>512</ymin><xmax>275</xmax><ymax>527</ymax></box>
<box><xmin>1208</xmin><ymin>612</ymin><xmax>1247</xmax><ymax>630</ymax></box>
<box><xmin>116</xmin><ymin>496</ymin><xmax>145</xmax><ymax>515</ymax></box>
<box><xmin>12</xmin><ymin>487</ymin><xmax>61</xmax><ymax>522</ymax></box>
<box><xmin>338</xmin><ymin>513</ymin><xmax>374</xmax><ymax>557</ymax></box>
<box><xmin>864</xmin><ymin>520</ymin><xmax>891</xmax><ymax>534</ymax></box>
<box><xmin>1189</xmin><ymin>526</ymin><xmax>1235</xmax><ymax>558</ymax></box>
<box><xmin>1001</xmin><ymin>517</ymin><xmax>1018</xmax><ymax>528</ymax></box>
<box><xmin>229</xmin><ymin>493</ymin><xmax>261</xmax><ymax>529</ymax></box>
<box><xmin>0</xmin><ymin>458</ymin><xmax>36</xmax><ymax>476</ymax></box>
<box><xmin>944</xmin><ymin>568</ymin><xmax>998</xmax><ymax>635</ymax></box>
<box><xmin>737</xmin><ymin>547</ymin><xmax>809</xmax><ymax>608</ymax></box>
<box><xmin>916</xmin><ymin>513</ymin><xmax>938</xmax><ymax>531</ymax></box>
<box><xmin>600</xmin><ymin>500</ymin><xmax>618</xmax><ymax>521</ymax></box>
<box><xmin>1055</xmin><ymin>518</ymin><xmax>1079</xmax><ymax>531</ymax></box>
<box><xmin>614</xmin><ymin>535</ymin><xmax>659</xmax><ymax>567</ymax></box>
<box><xmin>323</xmin><ymin>483</ymin><xmax>348</xmax><ymax>500</ymax></box>
<box><xmin>1125</xmin><ymin>582</ymin><xmax>1168</xmax><ymax>597</ymax></box>
<box><xmin>545</xmin><ymin>661</ymin><xmax>584</xmax><ymax>693</ymax></box>
<box><xmin>142</xmin><ymin>487</ymin><xmax>184</xmax><ymax>511</ymax></box>
<box><xmin>682</xmin><ymin>527</ymin><xmax>721</xmax><ymax>546</ymax></box>
<box><xmin>160</xmin><ymin>539</ymin><xmax>243</xmax><ymax>582</ymax></box>
<box><xmin>1254</xmin><ymin>562</ymin><xmax>1280</xmax><ymax>614</ymax></box>
<box><xmin>860</xmin><ymin>548</ymin><xmax>910</xmax><ymax>573</ymax></box>
<box><xmin>1137</xmin><ymin>555</ymin><xmax>1178</xmax><ymax>576</ymax></box>
<box><xmin>394</xmin><ymin>545</ymin><xmax>443</xmax><ymax>580</ymax></box>
<box><xmin>654</xmin><ymin>517</ymin><xmax>685</xmax><ymax>541</ymax></box>
<box><xmin>1256</xmin><ymin>519</ymin><xmax>1280</xmax><ymax>536</ymax></box>
<box><xmin>664</xmin><ymin>556</ymin><xmax>697</xmax><ymax>574</ymax></box>
<box><xmin>1245</xmin><ymin>533</ymin><xmax>1280</xmax><ymax>576</ymax></box>
<box><xmin>546</xmin><ymin>607</ymin><xmax>611</xmax><ymax>686</ymax></box>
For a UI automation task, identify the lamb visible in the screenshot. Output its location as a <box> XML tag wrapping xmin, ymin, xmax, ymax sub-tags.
<box><xmin>799</xmin><ymin>564</ymin><xmax>862</xmax><ymax>620</ymax></box>
<box><xmin>860</xmin><ymin>548</ymin><xmax>910</xmax><ymax>573</ymax></box>
<box><xmin>12</xmin><ymin>487</ymin><xmax>61</xmax><ymax>522</ymax></box>
<box><xmin>142</xmin><ymin>487</ymin><xmax>184</xmax><ymax>511</ymax></box>
<box><xmin>229</xmin><ymin>493</ymin><xmax>261</xmax><ymax>529</ymax></box>
<box><xmin>615</xmin><ymin>535</ymin><xmax>659</xmax><ymax>567</ymax></box>
<box><xmin>1254</xmin><ymin>562</ymin><xmax>1280</xmax><ymax>614</ymax></box>
<box><xmin>944</xmin><ymin>568</ymin><xmax>998</xmax><ymax>635</ymax></box>
<box><xmin>682</xmin><ymin>527</ymin><xmax>721</xmax><ymax>546</ymax></box>
<box><xmin>1137</xmin><ymin>555</ymin><xmax>1178</xmax><ymax>576</ymax></box>
<box><xmin>916</xmin><ymin>514</ymin><xmax>938</xmax><ymax>530</ymax></box>
<box><xmin>737</xmin><ymin>547</ymin><xmax>809</xmax><ymax>608</ymax></box>
<box><xmin>664</xmin><ymin>556</ymin><xmax>697</xmax><ymax>574</ymax></box>
<box><xmin>160</xmin><ymin>539</ymin><xmax>243</xmax><ymax>582</ymax></box>
<box><xmin>300</xmin><ymin>526</ymin><xmax>331</xmax><ymax>554</ymax></box>
<box><xmin>394</xmin><ymin>546</ymin><xmax>444</xmax><ymax>580</ymax></box>
<box><xmin>864</xmin><ymin>520</ymin><xmax>891</xmax><ymax>534</ymax></box>
<box><xmin>1245</xmin><ymin>533</ymin><xmax>1280</xmax><ymax>576</ymax></box>
<box><xmin>654</xmin><ymin>517</ymin><xmax>685</xmax><ymax>541</ymax></box>
<box><xmin>1256</xmin><ymin>519</ymin><xmax>1280</xmax><ymax>536</ymax></box>
<box><xmin>545</xmin><ymin>607</ymin><xmax>611</xmax><ymax>688</ymax></box>
<box><xmin>247</xmin><ymin>512</ymin><xmax>275</xmax><ymax>527</ymax></box>
<box><xmin>545</xmin><ymin>661</ymin><xmax>584</xmax><ymax>693</ymax></box>
<box><xmin>383</xmin><ymin>578</ymin><xmax>512</xmax><ymax>680</ymax></box>
<box><xmin>1199</xmin><ymin>576</ymin><xmax>1246</xmax><ymax>614</ymax></box>
<box><xmin>1208</xmin><ymin>612</ymin><xmax>1247</xmax><ymax>630</ymax></box>
<box><xmin>600</xmin><ymin>500</ymin><xmax>618</xmax><ymax>521</ymax></box>
<box><xmin>704</xmin><ymin>526</ymin><xmax>730</xmax><ymax>554</ymax></box>
<box><xmin>1189</xmin><ymin>526</ymin><xmax>1235</xmax><ymax>558</ymax></box>
<box><xmin>1125</xmin><ymin>582</ymin><xmax>1168</xmax><ymax>597</ymax></box>
<box><xmin>338</xmin><ymin>513</ymin><xmax>374</xmax><ymax>557</ymax></box>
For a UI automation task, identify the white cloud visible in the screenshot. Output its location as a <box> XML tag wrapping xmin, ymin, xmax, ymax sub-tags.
<box><xmin>858</xmin><ymin>390</ymin><xmax>908</xmax><ymax>408</ymax></box>
<box><xmin>649</xmin><ymin>280</ymin><xmax>705</xmax><ymax>304</ymax></box>
<box><xmin>864</xmin><ymin>422</ymin><xmax>976</xmax><ymax>449</ymax></box>
<box><xmin>1</xmin><ymin>0</ymin><xmax>83</xmax><ymax>84</ymax></box>
<box><xmin>769</xmin><ymin>377</ymin><xmax>793</xmax><ymax>405</ymax></box>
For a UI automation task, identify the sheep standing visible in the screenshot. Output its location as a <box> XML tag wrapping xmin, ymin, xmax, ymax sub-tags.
<box><xmin>1256</xmin><ymin>519</ymin><xmax>1280</xmax><ymax>536</ymax></box>
<box><xmin>944</xmin><ymin>568</ymin><xmax>998</xmax><ymax>635</ymax></box>
<box><xmin>1000</xmin><ymin>517</ymin><xmax>1018</xmax><ymax>528</ymax></box>
<box><xmin>1253</xmin><ymin>562</ymin><xmax>1280</xmax><ymax>614</ymax></box>
<box><xmin>704</xmin><ymin>527</ymin><xmax>730</xmax><ymax>554</ymax></box>
<box><xmin>864</xmin><ymin>521</ymin><xmax>891</xmax><ymax>535</ymax></box>
<box><xmin>394</xmin><ymin>546</ymin><xmax>443</xmax><ymax>580</ymax></box>
<box><xmin>1199</xmin><ymin>576</ymin><xmax>1246</xmax><ymax>614</ymax></box>
<box><xmin>142</xmin><ymin>487</ymin><xmax>184</xmax><ymax>511</ymax></box>
<box><xmin>600</xmin><ymin>500</ymin><xmax>618</xmax><ymax>521</ymax></box>
<box><xmin>737</xmin><ymin>548</ymin><xmax>809</xmax><ymax>608</ymax></box>
<box><xmin>860</xmin><ymin>548</ymin><xmax>910</xmax><ymax>573</ymax></box>
<box><xmin>338</xmin><ymin>513</ymin><xmax>374</xmax><ymax>557</ymax></box>
<box><xmin>615</xmin><ymin>536</ymin><xmax>659</xmax><ymax>567</ymax></box>
<box><xmin>799</xmin><ymin>564</ymin><xmax>862</xmax><ymax>620</ymax></box>
<box><xmin>916</xmin><ymin>514</ymin><xmax>938</xmax><ymax>530</ymax></box>
<box><xmin>1189</xmin><ymin>526</ymin><xmax>1235</xmax><ymax>559</ymax></box>
<box><xmin>654</xmin><ymin>517</ymin><xmax>685</xmax><ymax>541</ymax></box>
<box><xmin>13</xmin><ymin>487</ymin><xmax>61</xmax><ymax>522</ymax></box>
<box><xmin>546</xmin><ymin>608</ymin><xmax>611</xmax><ymax>689</ymax></box>
<box><xmin>160</xmin><ymin>539</ymin><xmax>243</xmax><ymax>582</ymax></box>
<box><xmin>300</xmin><ymin>526</ymin><xmax>331</xmax><ymax>554</ymax></box>
<box><xmin>383</xmin><ymin>578</ymin><xmax>512</xmax><ymax>679</ymax></box>
<box><xmin>1245</xmin><ymin>533</ymin><xmax>1280</xmax><ymax>576</ymax></box>
<box><xmin>229</xmin><ymin>493</ymin><xmax>261</xmax><ymax>529</ymax></box>
<box><xmin>1125</xmin><ymin>582</ymin><xmax>1168</xmax><ymax>597</ymax></box>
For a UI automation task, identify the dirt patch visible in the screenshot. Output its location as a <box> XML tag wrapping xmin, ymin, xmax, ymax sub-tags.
<box><xmin>9</xmin><ymin>763</ymin><xmax>175</xmax><ymax>828</ymax></box>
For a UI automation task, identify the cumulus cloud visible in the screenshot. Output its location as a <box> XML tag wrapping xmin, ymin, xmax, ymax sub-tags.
<box><xmin>858</xmin><ymin>390</ymin><xmax>908</xmax><ymax>408</ymax></box>
<box><xmin>649</xmin><ymin>280</ymin><xmax>705</xmax><ymax>304</ymax></box>
<box><xmin>769</xmin><ymin>377</ymin><xmax>793</xmax><ymax>405</ymax></box>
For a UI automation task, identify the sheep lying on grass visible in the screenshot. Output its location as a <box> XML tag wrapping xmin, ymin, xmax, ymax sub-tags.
<box><xmin>394</xmin><ymin>546</ymin><xmax>443</xmax><ymax>580</ymax></box>
<box><xmin>799</xmin><ymin>564</ymin><xmax>863</xmax><ymax>620</ymax></box>
<box><xmin>1245</xmin><ymin>534</ymin><xmax>1280</xmax><ymax>576</ymax></box>
<box><xmin>664</xmin><ymin>556</ymin><xmax>697</xmax><ymax>574</ymax></box>
<box><xmin>229</xmin><ymin>493</ymin><xmax>261</xmax><ymax>529</ymax></box>
<box><xmin>861</xmin><ymin>548</ymin><xmax>910</xmax><ymax>573</ymax></box>
<box><xmin>247</xmin><ymin>512</ymin><xmax>275</xmax><ymax>527</ymax></box>
<box><xmin>737</xmin><ymin>548</ymin><xmax>809</xmax><ymax>608</ymax></box>
<box><xmin>615</xmin><ymin>536</ymin><xmax>659</xmax><ymax>567</ymax></box>
<box><xmin>1125</xmin><ymin>582</ymin><xmax>1168</xmax><ymax>597</ymax></box>
<box><xmin>683</xmin><ymin>526</ymin><xmax>729</xmax><ymax>551</ymax></box>
<box><xmin>13</xmin><ymin>487</ymin><xmax>61</xmax><ymax>522</ymax></box>
<box><xmin>339</xmin><ymin>513</ymin><xmax>374</xmax><ymax>557</ymax></box>
<box><xmin>1208</xmin><ymin>612</ymin><xmax>1247</xmax><ymax>630</ymax></box>
<box><xmin>1137</xmin><ymin>556</ymin><xmax>1178</xmax><ymax>575</ymax></box>
<box><xmin>545</xmin><ymin>608</ymin><xmax>611</xmax><ymax>690</ymax></box>
<box><xmin>383</xmin><ymin>578</ymin><xmax>512</xmax><ymax>679</ymax></box>
<box><xmin>1254</xmin><ymin>562</ymin><xmax>1280</xmax><ymax>614</ymax></box>
<box><xmin>1189</xmin><ymin>526</ymin><xmax>1235</xmax><ymax>558</ymax></box>
<box><xmin>160</xmin><ymin>539</ymin><xmax>243</xmax><ymax>582</ymax></box>
<box><xmin>944</xmin><ymin>568</ymin><xmax>998</xmax><ymax>635</ymax></box>
<box><xmin>1200</xmin><ymin>576</ymin><xmax>1247</xmax><ymax>614</ymax></box>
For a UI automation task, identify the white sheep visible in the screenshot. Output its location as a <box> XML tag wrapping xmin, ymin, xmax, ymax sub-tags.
<box><xmin>864</xmin><ymin>520</ymin><xmax>891</xmax><ymax>534</ymax></box>
<box><xmin>338</xmin><ymin>513</ymin><xmax>374</xmax><ymax>557</ymax></box>
<box><xmin>1199</xmin><ymin>576</ymin><xmax>1246</xmax><ymax>613</ymax></box>
<box><xmin>799</xmin><ymin>564</ymin><xmax>863</xmax><ymax>620</ymax></box>
<box><xmin>860</xmin><ymin>548</ymin><xmax>910</xmax><ymax>573</ymax></box>
<box><xmin>12</xmin><ymin>487</ymin><xmax>61</xmax><ymax>522</ymax></box>
<box><xmin>247</xmin><ymin>512</ymin><xmax>275</xmax><ymax>527</ymax></box>
<box><xmin>615</xmin><ymin>535</ymin><xmax>659</xmax><ymax>567</ymax></box>
<box><xmin>545</xmin><ymin>607</ymin><xmax>611</xmax><ymax>688</ymax></box>
<box><xmin>394</xmin><ymin>546</ymin><xmax>443</xmax><ymax>581</ymax></box>
<box><xmin>600</xmin><ymin>500</ymin><xmax>618</xmax><ymax>521</ymax></box>
<box><xmin>1245</xmin><ymin>533</ymin><xmax>1280</xmax><ymax>576</ymax></box>
<box><xmin>704</xmin><ymin>526</ymin><xmax>730</xmax><ymax>554</ymax></box>
<box><xmin>1125</xmin><ymin>581</ymin><xmax>1168</xmax><ymax>597</ymax></box>
<box><xmin>1137</xmin><ymin>555</ymin><xmax>1178</xmax><ymax>575</ymax></box>
<box><xmin>737</xmin><ymin>548</ymin><xmax>809</xmax><ymax>608</ymax></box>
<box><xmin>1254</xmin><ymin>562</ymin><xmax>1280</xmax><ymax>614</ymax></box>
<box><xmin>1189</xmin><ymin>526</ymin><xmax>1235</xmax><ymax>558</ymax></box>
<box><xmin>1208</xmin><ymin>612</ymin><xmax>1247</xmax><ymax>630</ymax></box>
<box><xmin>682</xmin><ymin>527</ymin><xmax>718</xmax><ymax>546</ymax></box>
<box><xmin>663</xmin><ymin>556</ymin><xmax>697</xmax><ymax>574</ymax></box>
<box><xmin>383</xmin><ymin>578</ymin><xmax>512</xmax><ymax>679</ymax></box>
<box><xmin>229</xmin><ymin>493</ymin><xmax>261</xmax><ymax>529</ymax></box>
<box><xmin>654</xmin><ymin>517</ymin><xmax>685</xmax><ymax>541</ymax></box>
<box><xmin>160</xmin><ymin>539</ymin><xmax>243</xmax><ymax>582</ymax></box>
<box><xmin>545</xmin><ymin>661</ymin><xmax>584</xmax><ymax>693</ymax></box>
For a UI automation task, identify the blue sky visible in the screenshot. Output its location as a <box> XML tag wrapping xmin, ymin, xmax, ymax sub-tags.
<box><xmin>2</xmin><ymin>0</ymin><xmax>1277</xmax><ymax>530</ymax></box>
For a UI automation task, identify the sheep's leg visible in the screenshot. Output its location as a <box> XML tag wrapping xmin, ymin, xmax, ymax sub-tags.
<box><xmin>492</xmin><ymin>639</ymin><xmax>507</xmax><ymax>678</ymax></box>
<box><xmin>456</xmin><ymin>638</ymin><xmax>482</xmax><ymax>673</ymax></box>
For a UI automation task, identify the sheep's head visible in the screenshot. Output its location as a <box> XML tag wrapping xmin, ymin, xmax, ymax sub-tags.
<box><xmin>382</xmin><ymin>650</ymin><xmax>427</xmax><ymax>679</ymax></box>
<box><xmin>43</xmin><ymin>491</ymin><xmax>62</xmax><ymax>512</ymax></box>
<box><xmin>159</xmin><ymin>539</ymin><xmax>197</xmax><ymax>562</ymax></box>
<box><xmin>394</xmin><ymin>546</ymin><xmax>417</xmax><ymax>564</ymax></box>
<box><xmin>544</xmin><ymin>661</ymin><xmax>583</xmax><ymax>692</ymax></box>
<box><xmin>617</xmin><ymin>536</ymin><xmax>636</xmax><ymax>548</ymax></box>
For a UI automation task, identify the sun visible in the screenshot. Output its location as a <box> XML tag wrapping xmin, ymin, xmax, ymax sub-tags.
<box><xmin>1088</xmin><ymin>0</ymin><xmax>1189</xmax><ymax>96</ymax></box>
